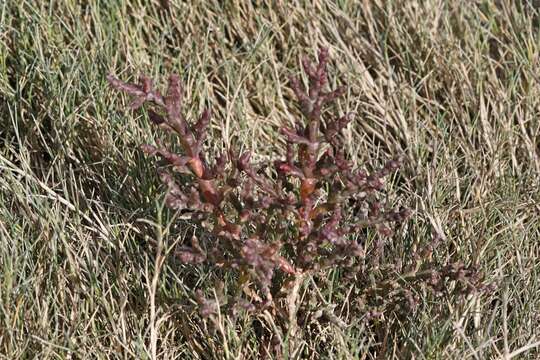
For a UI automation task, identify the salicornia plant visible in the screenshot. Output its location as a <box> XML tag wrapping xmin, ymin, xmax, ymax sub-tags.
<box><xmin>108</xmin><ymin>48</ymin><xmax>491</xmax><ymax>352</ymax></box>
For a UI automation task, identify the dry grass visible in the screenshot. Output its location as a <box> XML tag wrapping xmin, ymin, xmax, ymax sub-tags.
<box><xmin>1</xmin><ymin>0</ymin><xmax>540</xmax><ymax>358</ymax></box>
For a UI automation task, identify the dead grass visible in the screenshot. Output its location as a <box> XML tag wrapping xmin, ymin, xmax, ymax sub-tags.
<box><xmin>1</xmin><ymin>0</ymin><xmax>539</xmax><ymax>358</ymax></box>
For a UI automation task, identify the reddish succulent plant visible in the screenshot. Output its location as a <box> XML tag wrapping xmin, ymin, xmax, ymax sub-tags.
<box><xmin>108</xmin><ymin>48</ymin><xmax>491</xmax><ymax>341</ymax></box>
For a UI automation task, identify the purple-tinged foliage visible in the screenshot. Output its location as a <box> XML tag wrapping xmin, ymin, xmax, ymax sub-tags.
<box><xmin>108</xmin><ymin>49</ymin><xmax>491</xmax><ymax>331</ymax></box>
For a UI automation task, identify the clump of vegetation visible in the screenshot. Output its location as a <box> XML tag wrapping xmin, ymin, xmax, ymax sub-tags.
<box><xmin>108</xmin><ymin>48</ymin><xmax>492</xmax><ymax>355</ymax></box>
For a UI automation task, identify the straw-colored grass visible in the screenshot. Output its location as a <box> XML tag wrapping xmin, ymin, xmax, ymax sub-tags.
<box><xmin>1</xmin><ymin>1</ymin><xmax>539</xmax><ymax>358</ymax></box>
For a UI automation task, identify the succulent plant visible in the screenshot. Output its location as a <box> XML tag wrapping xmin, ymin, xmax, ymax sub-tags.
<box><xmin>108</xmin><ymin>48</ymin><xmax>491</xmax><ymax>353</ymax></box>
